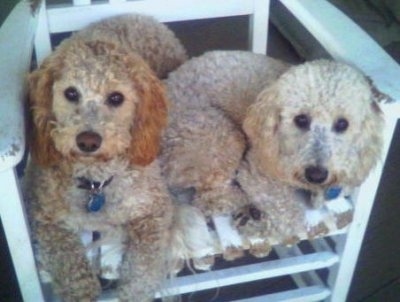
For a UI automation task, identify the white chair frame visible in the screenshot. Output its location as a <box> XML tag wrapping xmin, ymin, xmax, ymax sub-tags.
<box><xmin>1</xmin><ymin>0</ymin><xmax>399</xmax><ymax>301</ymax></box>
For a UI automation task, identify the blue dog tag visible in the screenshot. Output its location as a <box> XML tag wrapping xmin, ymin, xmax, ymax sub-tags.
<box><xmin>87</xmin><ymin>192</ymin><xmax>105</xmax><ymax>212</ymax></box>
<box><xmin>324</xmin><ymin>187</ymin><xmax>342</xmax><ymax>200</ymax></box>
<box><xmin>77</xmin><ymin>176</ymin><xmax>113</xmax><ymax>213</ymax></box>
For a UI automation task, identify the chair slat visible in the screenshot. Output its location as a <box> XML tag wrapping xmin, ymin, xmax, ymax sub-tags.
<box><xmin>46</xmin><ymin>0</ymin><xmax>255</xmax><ymax>33</ymax></box>
<box><xmin>153</xmin><ymin>251</ymin><xmax>338</xmax><ymax>298</ymax></box>
<box><xmin>280</xmin><ymin>0</ymin><xmax>400</xmax><ymax>102</ymax></box>
<box><xmin>73</xmin><ymin>0</ymin><xmax>91</xmax><ymax>6</ymax></box>
<box><xmin>233</xmin><ymin>285</ymin><xmax>331</xmax><ymax>302</ymax></box>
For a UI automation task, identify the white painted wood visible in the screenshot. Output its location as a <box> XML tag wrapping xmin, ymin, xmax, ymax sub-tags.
<box><xmin>280</xmin><ymin>0</ymin><xmax>400</xmax><ymax>102</ymax></box>
<box><xmin>2</xmin><ymin>0</ymin><xmax>398</xmax><ymax>301</ymax></box>
<box><xmin>109</xmin><ymin>0</ymin><xmax>127</xmax><ymax>4</ymax></box>
<box><xmin>327</xmin><ymin>107</ymin><xmax>399</xmax><ymax>301</ymax></box>
<box><xmin>153</xmin><ymin>251</ymin><xmax>338</xmax><ymax>297</ymax></box>
<box><xmin>45</xmin><ymin>0</ymin><xmax>254</xmax><ymax>33</ymax></box>
<box><xmin>233</xmin><ymin>286</ymin><xmax>331</xmax><ymax>302</ymax></box>
<box><xmin>73</xmin><ymin>0</ymin><xmax>91</xmax><ymax>6</ymax></box>
<box><xmin>274</xmin><ymin>245</ymin><xmax>325</xmax><ymax>289</ymax></box>
<box><xmin>0</xmin><ymin>2</ymin><xmax>43</xmax><ymax>299</ymax></box>
<box><xmin>98</xmin><ymin>293</ymin><xmax>118</xmax><ymax>302</ymax></box>
<box><xmin>0</xmin><ymin>0</ymin><xmax>36</xmax><ymax>172</ymax></box>
<box><xmin>45</xmin><ymin>0</ymin><xmax>270</xmax><ymax>54</ymax></box>
<box><xmin>249</xmin><ymin>0</ymin><xmax>270</xmax><ymax>54</ymax></box>
<box><xmin>0</xmin><ymin>168</ymin><xmax>44</xmax><ymax>301</ymax></box>
<box><xmin>34</xmin><ymin>0</ymin><xmax>53</xmax><ymax>65</ymax></box>
<box><xmin>99</xmin><ymin>251</ymin><xmax>337</xmax><ymax>301</ymax></box>
<box><xmin>279</xmin><ymin>1</ymin><xmax>400</xmax><ymax>301</ymax></box>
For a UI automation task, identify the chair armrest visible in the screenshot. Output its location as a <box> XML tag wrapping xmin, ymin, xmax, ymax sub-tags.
<box><xmin>0</xmin><ymin>1</ymin><xmax>37</xmax><ymax>172</ymax></box>
<box><xmin>280</xmin><ymin>0</ymin><xmax>400</xmax><ymax>106</ymax></box>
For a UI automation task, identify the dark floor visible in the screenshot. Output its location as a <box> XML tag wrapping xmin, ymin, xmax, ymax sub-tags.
<box><xmin>348</xmin><ymin>121</ymin><xmax>400</xmax><ymax>302</ymax></box>
<box><xmin>1</xmin><ymin>4</ymin><xmax>400</xmax><ymax>302</ymax></box>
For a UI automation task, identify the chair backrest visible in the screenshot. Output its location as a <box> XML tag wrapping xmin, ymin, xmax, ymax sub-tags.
<box><xmin>280</xmin><ymin>0</ymin><xmax>400</xmax><ymax>103</ymax></box>
<box><xmin>34</xmin><ymin>0</ymin><xmax>270</xmax><ymax>63</ymax></box>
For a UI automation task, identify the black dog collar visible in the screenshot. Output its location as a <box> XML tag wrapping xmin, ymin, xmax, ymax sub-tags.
<box><xmin>77</xmin><ymin>176</ymin><xmax>114</xmax><ymax>212</ymax></box>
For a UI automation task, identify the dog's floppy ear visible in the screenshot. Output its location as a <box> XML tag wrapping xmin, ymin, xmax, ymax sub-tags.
<box><xmin>127</xmin><ymin>60</ymin><xmax>168</xmax><ymax>166</ymax></box>
<box><xmin>349</xmin><ymin>76</ymin><xmax>386</xmax><ymax>184</ymax></box>
<box><xmin>28</xmin><ymin>56</ymin><xmax>63</xmax><ymax>167</ymax></box>
<box><xmin>243</xmin><ymin>87</ymin><xmax>281</xmax><ymax>173</ymax></box>
<box><xmin>365</xmin><ymin>76</ymin><xmax>395</xmax><ymax>105</ymax></box>
<box><xmin>83</xmin><ymin>41</ymin><xmax>167</xmax><ymax>165</ymax></box>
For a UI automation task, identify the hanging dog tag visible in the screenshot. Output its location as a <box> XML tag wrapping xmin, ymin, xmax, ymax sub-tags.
<box><xmin>87</xmin><ymin>191</ymin><xmax>106</xmax><ymax>212</ymax></box>
<box><xmin>324</xmin><ymin>186</ymin><xmax>342</xmax><ymax>200</ymax></box>
<box><xmin>77</xmin><ymin>176</ymin><xmax>113</xmax><ymax>213</ymax></box>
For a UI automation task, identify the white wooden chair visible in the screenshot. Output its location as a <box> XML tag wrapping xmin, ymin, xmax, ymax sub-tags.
<box><xmin>1</xmin><ymin>0</ymin><xmax>399</xmax><ymax>301</ymax></box>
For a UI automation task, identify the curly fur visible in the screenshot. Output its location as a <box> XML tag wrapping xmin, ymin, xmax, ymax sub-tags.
<box><xmin>243</xmin><ymin>60</ymin><xmax>384</xmax><ymax>194</ymax></box>
<box><xmin>25</xmin><ymin>14</ymin><xmax>187</xmax><ymax>301</ymax></box>
<box><xmin>75</xmin><ymin>14</ymin><xmax>187</xmax><ymax>79</ymax></box>
<box><xmin>160</xmin><ymin>50</ymin><xmax>384</xmax><ymax>250</ymax></box>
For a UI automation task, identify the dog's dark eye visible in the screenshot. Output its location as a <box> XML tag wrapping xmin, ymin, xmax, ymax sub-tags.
<box><xmin>64</xmin><ymin>86</ymin><xmax>80</xmax><ymax>102</ymax></box>
<box><xmin>333</xmin><ymin>117</ymin><xmax>349</xmax><ymax>133</ymax></box>
<box><xmin>294</xmin><ymin>114</ymin><xmax>311</xmax><ymax>130</ymax></box>
<box><xmin>106</xmin><ymin>92</ymin><xmax>124</xmax><ymax>107</ymax></box>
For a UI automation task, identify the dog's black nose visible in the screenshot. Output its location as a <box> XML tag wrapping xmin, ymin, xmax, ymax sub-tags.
<box><xmin>305</xmin><ymin>166</ymin><xmax>328</xmax><ymax>184</ymax></box>
<box><xmin>76</xmin><ymin>131</ymin><xmax>102</xmax><ymax>153</ymax></box>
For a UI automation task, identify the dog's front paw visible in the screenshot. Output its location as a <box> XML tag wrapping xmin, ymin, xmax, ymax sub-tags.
<box><xmin>223</xmin><ymin>246</ymin><xmax>245</xmax><ymax>261</ymax></box>
<box><xmin>59</xmin><ymin>275</ymin><xmax>101</xmax><ymax>302</ymax></box>
<box><xmin>192</xmin><ymin>255</ymin><xmax>215</xmax><ymax>270</ymax></box>
<box><xmin>212</xmin><ymin>215</ymin><xmax>245</xmax><ymax>261</ymax></box>
<box><xmin>325</xmin><ymin>197</ymin><xmax>354</xmax><ymax>229</ymax></box>
<box><xmin>233</xmin><ymin>204</ymin><xmax>264</xmax><ymax>227</ymax></box>
<box><xmin>334</xmin><ymin>210</ymin><xmax>353</xmax><ymax>229</ymax></box>
<box><xmin>249</xmin><ymin>240</ymin><xmax>271</xmax><ymax>258</ymax></box>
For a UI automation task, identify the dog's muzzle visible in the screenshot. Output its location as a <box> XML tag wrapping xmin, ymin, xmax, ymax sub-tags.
<box><xmin>304</xmin><ymin>165</ymin><xmax>328</xmax><ymax>184</ymax></box>
<box><xmin>76</xmin><ymin>131</ymin><xmax>102</xmax><ymax>153</ymax></box>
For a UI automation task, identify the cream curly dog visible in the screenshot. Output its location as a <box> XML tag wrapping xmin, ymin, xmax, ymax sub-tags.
<box><xmin>25</xmin><ymin>14</ymin><xmax>186</xmax><ymax>301</ymax></box>
<box><xmin>161</xmin><ymin>50</ymin><xmax>385</xmax><ymax>255</ymax></box>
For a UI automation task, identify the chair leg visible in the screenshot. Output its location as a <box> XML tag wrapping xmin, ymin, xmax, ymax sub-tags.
<box><xmin>327</xmin><ymin>187</ymin><xmax>375</xmax><ymax>302</ymax></box>
<box><xmin>0</xmin><ymin>168</ymin><xmax>44</xmax><ymax>301</ymax></box>
<box><xmin>327</xmin><ymin>111</ymin><xmax>399</xmax><ymax>301</ymax></box>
